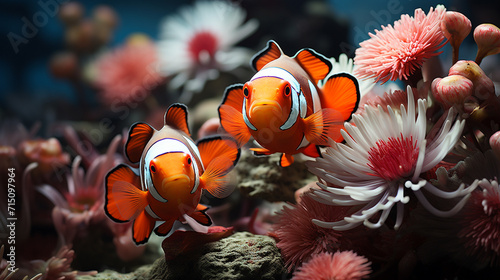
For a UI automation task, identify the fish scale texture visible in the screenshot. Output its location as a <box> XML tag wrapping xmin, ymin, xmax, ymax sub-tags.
<box><xmin>148</xmin><ymin>232</ymin><xmax>285</xmax><ymax>280</ymax></box>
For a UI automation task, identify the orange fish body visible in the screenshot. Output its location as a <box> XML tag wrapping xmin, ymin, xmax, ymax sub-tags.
<box><xmin>219</xmin><ymin>40</ymin><xmax>360</xmax><ymax>167</ymax></box>
<box><xmin>105</xmin><ymin>103</ymin><xmax>239</xmax><ymax>244</ymax></box>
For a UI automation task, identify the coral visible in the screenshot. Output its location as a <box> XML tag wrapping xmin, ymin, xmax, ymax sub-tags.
<box><xmin>271</xmin><ymin>194</ymin><xmax>352</xmax><ymax>270</ymax></box>
<box><xmin>292</xmin><ymin>251</ymin><xmax>371</xmax><ymax>280</ymax></box>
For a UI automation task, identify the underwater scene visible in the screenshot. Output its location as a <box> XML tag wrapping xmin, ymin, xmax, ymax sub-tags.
<box><xmin>2</xmin><ymin>0</ymin><xmax>500</xmax><ymax>279</ymax></box>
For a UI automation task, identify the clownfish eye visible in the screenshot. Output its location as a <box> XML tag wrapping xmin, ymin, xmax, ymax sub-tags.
<box><xmin>284</xmin><ymin>84</ymin><xmax>291</xmax><ymax>96</ymax></box>
<box><xmin>243</xmin><ymin>87</ymin><xmax>250</xmax><ymax>98</ymax></box>
<box><xmin>150</xmin><ymin>164</ymin><xmax>156</xmax><ymax>173</ymax></box>
<box><xmin>186</xmin><ymin>155</ymin><xmax>192</xmax><ymax>165</ymax></box>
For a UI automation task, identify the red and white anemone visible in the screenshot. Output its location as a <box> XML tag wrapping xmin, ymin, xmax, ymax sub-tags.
<box><xmin>307</xmin><ymin>86</ymin><xmax>474</xmax><ymax>230</ymax></box>
<box><xmin>157</xmin><ymin>1</ymin><xmax>258</xmax><ymax>101</ymax></box>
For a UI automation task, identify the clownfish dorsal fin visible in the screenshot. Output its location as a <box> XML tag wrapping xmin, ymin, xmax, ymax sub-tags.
<box><xmin>251</xmin><ymin>40</ymin><xmax>283</xmax><ymax>71</ymax></box>
<box><xmin>126</xmin><ymin>122</ymin><xmax>155</xmax><ymax>163</ymax></box>
<box><xmin>293</xmin><ymin>48</ymin><xmax>332</xmax><ymax>82</ymax></box>
<box><xmin>164</xmin><ymin>103</ymin><xmax>190</xmax><ymax>136</ymax></box>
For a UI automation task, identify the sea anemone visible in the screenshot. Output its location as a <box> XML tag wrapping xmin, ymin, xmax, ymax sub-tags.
<box><xmin>440</xmin><ymin>11</ymin><xmax>471</xmax><ymax>64</ymax></box>
<box><xmin>474</xmin><ymin>23</ymin><xmax>500</xmax><ymax>65</ymax></box>
<box><xmin>94</xmin><ymin>35</ymin><xmax>163</xmax><ymax>106</ymax></box>
<box><xmin>271</xmin><ymin>193</ymin><xmax>351</xmax><ymax>270</ymax></box>
<box><xmin>157</xmin><ymin>0</ymin><xmax>258</xmax><ymax>102</ymax></box>
<box><xmin>1</xmin><ymin>245</ymin><xmax>43</xmax><ymax>280</ymax></box>
<box><xmin>37</xmin><ymin>135</ymin><xmax>122</xmax><ymax>246</ymax></box>
<box><xmin>357</xmin><ymin>84</ymin><xmax>428</xmax><ymax>115</ymax></box>
<box><xmin>458</xmin><ymin>179</ymin><xmax>500</xmax><ymax>267</ymax></box>
<box><xmin>490</xmin><ymin>131</ymin><xmax>500</xmax><ymax>160</ymax></box>
<box><xmin>448</xmin><ymin>60</ymin><xmax>496</xmax><ymax>101</ymax></box>
<box><xmin>292</xmin><ymin>251</ymin><xmax>371</xmax><ymax>280</ymax></box>
<box><xmin>28</xmin><ymin>246</ymin><xmax>97</xmax><ymax>280</ymax></box>
<box><xmin>354</xmin><ymin>6</ymin><xmax>446</xmax><ymax>84</ymax></box>
<box><xmin>431</xmin><ymin>75</ymin><xmax>474</xmax><ymax>109</ymax></box>
<box><xmin>18</xmin><ymin>138</ymin><xmax>70</xmax><ymax>175</ymax></box>
<box><xmin>307</xmin><ymin>86</ymin><xmax>472</xmax><ymax>231</ymax></box>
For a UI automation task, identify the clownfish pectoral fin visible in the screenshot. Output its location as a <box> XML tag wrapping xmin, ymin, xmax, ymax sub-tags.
<box><xmin>294</xmin><ymin>48</ymin><xmax>332</xmax><ymax>82</ymax></box>
<box><xmin>105</xmin><ymin>164</ymin><xmax>147</xmax><ymax>223</ymax></box>
<box><xmin>220</xmin><ymin>84</ymin><xmax>245</xmax><ymax>110</ymax></box>
<box><xmin>301</xmin><ymin>144</ymin><xmax>322</xmax><ymax>158</ymax></box>
<box><xmin>197</xmin><ymin>135</ymin><xmax>240</xmax><ymax>170</ymax></box>
<box><xmin>132</xmin><ymin>210</ymin><xmax>156</xmax><ymax>245</ymax></box>
<box><xmin>200</xmin><ymin>157</ymin><xmax>236</xmax><ymax>199</ymax></box>
<box><xmin>164</xmin><ymin>103</ymin><xmax>190</xmax><ymax>136</ymax></box>
<box><xmin>303</xmin><ymin>108</ymin><xmax>344</xmax><ymax>146</ymax></box>
<box><xmin>251</xmin><ymin>40</ymin><xmax>283</xmax><ymax>71</ymax></box>
<box><xmin>218</xmin><ymin>85</ymin><xmax>252</xmax><ymax>146</ymax></box>
<box><xmin>188</xmin><ymin>204</ymin><xmax>212</xmax><ymax>226</ymax></box>
<box><xmin>219</xmin><ymin>104</ymin><xmax>252</xmax><ymax>146</ymax></box>
<box><xmin>126</xmin><ymin>122</ymin><xmax>155</xmax><ymax>163</ymax></box>
<box><xmin>320</xmin><ymin>73</ymin><xmax>360</xmax><ymax>122</ymax></box>
<box><xmin>279</xmin><ymin>153</ymin><xmax>294</xmax><ymax>167</ymax></box>
<box><xmin>154</xmin><ymin>219</ymin><xmax>176</xmax><ymax>236</ymax></box>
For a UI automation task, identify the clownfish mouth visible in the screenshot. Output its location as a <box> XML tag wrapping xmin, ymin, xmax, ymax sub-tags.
<box><xmin>249</xmin><ymin>100</ymin><xmax>283</xmax><ymax>124</ymax></box>
<box><xmin>162</xmin><ymin>174</ymin><xmax>191</xmax><ymax>188</ymax></box>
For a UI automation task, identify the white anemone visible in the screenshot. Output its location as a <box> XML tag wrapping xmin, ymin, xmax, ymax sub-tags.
<box><xmin>157</xmin><ymin>1</ymin><xmax>258</xmax><ymax>102</ymax></box>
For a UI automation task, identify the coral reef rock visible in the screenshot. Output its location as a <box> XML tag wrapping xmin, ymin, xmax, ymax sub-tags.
<box><xmin>236</xmin><ymin>149</ymin><xmax>316</xmax><ymax>202</ymax></box>
<box><xmin>81</xmin><ymin>232</ymin><xmax>285</xmax><ymax>280</ymax></box>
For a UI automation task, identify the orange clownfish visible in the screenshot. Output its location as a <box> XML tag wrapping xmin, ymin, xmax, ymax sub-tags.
<box><xmin>104</xmin><ymin>103</ymin><xmax>240</xmax><ymax>245</ymax></box>
<box><xmin>218</xmin><ymin>40</ymin><xmax>360</xmax><ymax>167</ymax></box>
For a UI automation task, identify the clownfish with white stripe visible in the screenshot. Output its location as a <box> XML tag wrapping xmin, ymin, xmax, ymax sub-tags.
<box><xmin>218</xmin><ymin>40</ymin><xmax>360</xmax><ymax>167</ymax></box>
<box><xmin>104</xmin><ymin>103</ymin><xmax>240</xmax><ymax>245</ymax></box>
